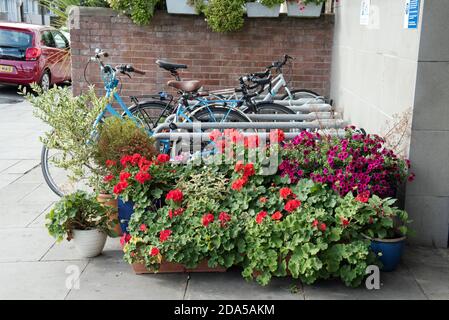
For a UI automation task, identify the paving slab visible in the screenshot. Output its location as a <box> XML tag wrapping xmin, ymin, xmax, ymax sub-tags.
<box><xmin>302</xmin><ymin>265</ymin><xmax>427</xmax><ymax>300</ymax></box>
<box><xmin>0</xmin><ymin>227</ymin><xmax>55</xmax><ymax>262</ymax></box>
<box><xmin>4</xmin><ymin>160</ymin><xmax>41</xmax><ymax>175</ymax></box>
<box><xmin>0</xmin><ymin>201</ymin><xmax>51</xmax><ymax>228</ymax></box>
<box><xmin>42</xmin><ymin>236</ymin><xmax>122</xmax><ymax>262</ymax></box>
<box><xmin>0</xmin><ymin>160</ymin><xmax>19</xmax><ymax>173</ymax></box>
<box><xmin>185</xmin><ymin>268</ymin><xmax>304</xmax><ymax>300</ymax></box>
<box><xmin>66</xmin><ymin>250</ymin><xmax>188</xmax><ymax>300</ymax></box>
<box><xmin>0</xmin><ymin>260</ymin><xmax>88</xmax><ymax>300</ymax></box>
<box><xmin>19</xmin><ymin>183</ymin><xmax>60</xmax><ymax>204</ymax></box>
<box><xmin>0</xmin><ymin>182</ymin><xmax>41</xmax><ymax>205</ymax></box>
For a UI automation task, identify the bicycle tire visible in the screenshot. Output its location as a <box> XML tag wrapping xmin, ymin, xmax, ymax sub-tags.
<box><xmin>126</xmin><ymin>101</ymin><xmax>173</xmax><ymax>131</ymax></box>
<box><xmin>280</xmin><ymin>89</ymin><xmax>320</xmax><ymax>100</ymax></box>
<box><xmin>41</xmin><ymin>144</ymin><xmax>63</xmax><ymax>197</ymax></box>
<box><xmin>254</xmin><ymin>102</ymin><xmax>295</xmax><ymax>115</ymax></box>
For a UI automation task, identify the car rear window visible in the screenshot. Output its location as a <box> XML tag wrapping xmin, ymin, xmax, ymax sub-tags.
<box><xmin>0</xmin><ymin>29</ymin><xmax>33</xmax><ymax>61</ymax></box>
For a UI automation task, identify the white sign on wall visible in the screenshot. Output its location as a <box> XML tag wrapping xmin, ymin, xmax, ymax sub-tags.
<box><xmin>360</xmin><ymin>0</ymin><xmax>371</xmax><ymax>25</ymax></box>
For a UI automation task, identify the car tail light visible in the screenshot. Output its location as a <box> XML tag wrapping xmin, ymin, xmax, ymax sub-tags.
<box><xmin>25</xmin><ymin>47</ymin><xmax>41</xmax><ymax>61</ymax></box>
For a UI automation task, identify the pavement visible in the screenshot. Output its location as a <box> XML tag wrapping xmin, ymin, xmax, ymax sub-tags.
<box><xmin>0</xmin><ymin>84</ymin><xmax>448</xmax><ymax>300</ymax></box>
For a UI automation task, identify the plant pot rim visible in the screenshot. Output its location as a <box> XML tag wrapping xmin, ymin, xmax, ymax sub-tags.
<box><xmin>73</xmin><ymin>228</ymin><xmax>104</xmax><ymax>233</ymax></box>
<box><xmin>362</xmin><ymin>234</ymin><xmax>407</xmax><ymax>243</ymax></box>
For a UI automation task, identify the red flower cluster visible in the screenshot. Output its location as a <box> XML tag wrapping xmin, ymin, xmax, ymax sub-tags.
<box><xmin>218</xmin><ymin>212</ymin><xmax>231</xmax><ymax>227</ymax></box>
<box><xmin>312</xmin><ymin>219</ymin><xmax>327</xmax><ymax>231</ymax></box>
<box><xmin>341</xmin><ymin>217</ymin><xmax>350</xmax><ymax>227</ymax></box>
<box><xmin>355</xmin><ymin>190</ymin><xmax>370</xmax><ymax>203</ymax></box>
<box><xmin>159</xmin><ymin>229</ymin><xmax>172</xmax><ymax>242</ymax></box>
<box><xmin>270</xmin><ymin>129</ymin><xmax>285</xmax><ymax>143</ymax></box>
<box><xmin>113</xmin><ymin>180</ymin><xmax>128</xmax><ymax>195</ymax></box>
<box><xmin>284</xmin><ymin>199</ymin><xmax>301</xmax><ymax>213</ymax></box>
<box><xmin>120</xmin><ymin>233</ymin><xmax>131</xmax><ymax>247</ymax></box>
<box><xmin>139</xmin><ymin>224</ymin><xmax>147</xmax><ymax>232</ymax></box>
<box><xmin>150</xmin><ymin>247</ymin><xmax>159</xmax><ymax>257</ymax></box>
<box><xmin>166</xmin><ymin>189</ymin><xmax>183</xmax><ymax>203</ymax></box>
<box><xmin>259</xmin><ymin>197</ymin><xmax>267</xmax><ymax>204</ymax></box>
<box><xmin>169</xmin><ymin>207</ymin><xmax>185</xmax><ymax>219</ymax></box>
<box><xmin>231</xmin><ymin>162</ymin><xmax>256</xmax><ymax>191</ymax></box>
<box><xmin>103</xmin><ymin>174</ymin><xmax>113</xmax><ymax>182</ymax></box>
<box><xmin>202</xmin><ymin>213</ymin><xmax>215</xmax><ymax>227</ymax></box>
<box><xmin>256</xmin><ymin>211</ymin><xmax>268</xmax><ymax>224</ymax></box>
<box><xmin>271</xmin><ymin>211</ymin><xmax>283</xmax><ymax>221</ymax></box>
<box><xmin>157</xmin><ymin>154</ymin><xmax>170</xmax><ymax>163</ymax></box>
<box><xmin>106</xmin><ymin>159</ymin><xmax>116</xmax><ymax>167</ymax></box>
<box><xmin>135</xmin><ymin>170</ymin><xmax>151</xmax><ymax>184</ymax></box>
<box><xmin>279</xmin><ymin>187</ymin><xmax>294</xmax><ymax>199</ymax></box>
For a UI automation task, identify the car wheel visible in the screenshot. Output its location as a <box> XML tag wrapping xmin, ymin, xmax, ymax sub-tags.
<box><xmin>40</xmin><ymin>71</ymin><xmax>51</xmax><ymax>91</ymax></box>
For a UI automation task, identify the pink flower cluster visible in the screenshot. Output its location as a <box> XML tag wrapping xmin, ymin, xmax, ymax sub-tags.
<box><xmin>279</xmin><ymin>128</ymin><xmax>413</xmax><ymax>198</ymax></box>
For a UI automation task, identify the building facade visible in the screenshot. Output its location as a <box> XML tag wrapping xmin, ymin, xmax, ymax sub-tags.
<box><xmin>0</xmin><ymin>0</ymin><xmax>50</xmax><ymax>25</ymax></box>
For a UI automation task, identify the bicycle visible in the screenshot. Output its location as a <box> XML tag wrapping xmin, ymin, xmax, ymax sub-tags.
<box><xmin>41</xmin><ymin>49</ymin><xmax>250</xmax><ymax>197</ymax></box>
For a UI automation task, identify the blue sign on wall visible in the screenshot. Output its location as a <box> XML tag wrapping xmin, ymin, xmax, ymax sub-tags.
<box><xmin>404</xmin><ymin>0</ymin><xmax>420</xmax><ymax>29</ymax></box>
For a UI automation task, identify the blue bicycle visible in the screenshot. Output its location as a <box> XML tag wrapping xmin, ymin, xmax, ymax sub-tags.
<box><xmin>41</xmin><ymin>49</ymin><xmax>253</xmax><ymax>196</ymax></box>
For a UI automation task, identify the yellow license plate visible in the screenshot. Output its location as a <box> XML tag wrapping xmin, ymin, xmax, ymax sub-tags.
<box><xmin>0</xmin><ymin>65</ymin><xmax>14</xmax><ymax>73</ymax></box>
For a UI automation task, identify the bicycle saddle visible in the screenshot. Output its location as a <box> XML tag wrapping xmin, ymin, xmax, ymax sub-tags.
<box><xmin>167</xmin><ymin>80</ymin><xmax>202</xmax><ymax>92</ymax></box>
<box><xmin>156</xmin><ymin>60</ymin><xmax>188</xmax><ymax>71</ymax></box>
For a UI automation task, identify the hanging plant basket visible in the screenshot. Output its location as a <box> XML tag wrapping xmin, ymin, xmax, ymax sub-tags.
<box><xmin>246</xmin><ymin>3</ymin><xmax>281</xmax><ymax>18</ymax></box>
<box><xmin>286</xmin><ymin>1</ymin><xmax>324</xmax><ymax>17</ymax></box>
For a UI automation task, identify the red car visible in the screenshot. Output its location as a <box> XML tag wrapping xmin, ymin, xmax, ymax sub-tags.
<box><xmin>0</xmin><ymin>22</ymin><xmax>71</xmax><ymax>90</ymax></box>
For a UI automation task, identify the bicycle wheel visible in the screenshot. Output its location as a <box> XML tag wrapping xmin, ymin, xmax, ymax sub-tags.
<box><xmin>255</xmin><ymin>102</ymin><xmax>295</xmax><ymax>115</ymax></box>
<box><xmin>126</xmin><ymin>101</ymin><xmax>173</xmax><ymax>131</ymax></box>
<box><xmin>41</xmin><ymin>143</ymin><xmax>92</xmax><ymax>197</ymax></box>
<box><xmin>280</xmin><ymin>89</ymin><xmax>320</xmax><ymax>100</ymax></box>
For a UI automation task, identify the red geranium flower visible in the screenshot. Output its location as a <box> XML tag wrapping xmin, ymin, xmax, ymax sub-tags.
<box><xmin>202</xmin><ymin>213</ymin><xmax>215</xmax><ymax>227</ymax></box>
<box><xmin>105</xmin><ymin>159</ymin><xmax>116</xmax><ymax>167</ymax></box>
<box><xmin>284</xmin><ymin>199</ymin><xmax>301</xmax><ymax>212</ymax></box>
<box><xmin>119</xmin><ymin>171</ymin><xmax>131</xmax><ymax>181</ymax></box>
<box><xmin>139</xmin><ymin>224</ymin><xmax>147</xmax><ymax>232</ymax></box>
<box><xmin>131</xmin><ymin>153</ymin><xmax>141</xmax><ymax>165</ymax></box>
<box><xmin>355</xmin><ymin>190</ymin><xmax>370</xmax><ymax>203</ymax></box>
<box><xmin>279</xmin><ymin>187</ymin><xmax>293</xmax><ymax>199</ymax></box>
<box><xmin>271</xmin><ymin>211</ymin><xmax>283</xmax><ymax>221</ymax></box>
<box><xmin>120</xmin><ymin>155</ymin><xmax>132</xmax><ymax>167</ymax></box>
<box><xmin>256</xmin><ymin>211</ymin><xmax>268</xmax><ymax>224</ymax></box>
<box><xmin>243</xmin><ymin>163</ymin><xmax>255</xmax><ymax>177</ymax></box>
<box><xmin>113</xmin><ymin>181</ymin><xmax>128</xmax><ymax>195</ymax></box>
<box><xmin>218</xmin><ymin>212</ymin><xmax>231</xmax><ymax>227</ymax></box>
<box><xmin>244</xmin><ymin>135</ymin><xmax>259</xmax><ymax>148</ymax></box>
<box><xmin>312</xmin><ymin>219</ymin><xmax>319</xmax><ymax>227</ymax></box>
<box><xmin>166</xmin><ymin>189</ymin><xmax>183</xmax><ymax>203</ymax></box>
<box><xmin>259</xmin><ymin>197</ymin><xmax>268</xmax><ymax>204</ymax></box>
<box><xmin>319</xmin><ymin>223</ymin><xmax>327</xmax><ymax>232</ymax></box>
<box><xmin>209</xmin><ymin>129</ymin><xmax>222</xmax><ymax>142</ymax></box>
<box><xmin>150</xmin><ymin>247</ymin><xmax>159</xmax><ymax>257</ymax></box>
<box><xmin>135</xmin><ymin>171</ymin><xmax>151</xmax><ymax>184</ymax></box>
<box><xmin>157</xmin><ymin>154</ymin><xmax>170</xmax><ymax>163</ymax></box>
<box><xmin>103</xmin><ymin>174</ymin><xmax>114</xmax><ymax>182</ymax></box>
<box><xmin>120</xmin><ymin>233</ymin><xmax>131</xmax><ymax>247</ymax></box>
<box><xmin>341</xmin><ymin>218</ymin><xmax>349</xmax><ymax>227</ymax></box>
<box><xmin>231</xmin><ymin>178</ymin><xmax>246</xmax><ymax>191</ymax></box>
<box><xmin>235</xmin><ymin>160</ymin><xmax>244</xmax><ymax>172</ymax></box>
<box><xmin>159</xmin><ymin>229</ymin><xmax>172</xmax><ymax>242</ymax></box>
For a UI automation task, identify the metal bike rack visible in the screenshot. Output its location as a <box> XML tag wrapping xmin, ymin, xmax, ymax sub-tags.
<box><xmin>246</xmin><ymin>112</ymin><xmax>335</xmax><ymax>121</ymax></box>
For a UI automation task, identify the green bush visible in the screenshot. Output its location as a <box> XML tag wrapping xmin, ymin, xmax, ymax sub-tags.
<box><xmin>204</xmin><ymin>0</ymin><xmax>246</xmax><ymax>33</ymax></box>
<box><xmin>93</xmin><ymin>117</ymin><xmax>157</xmax><ymax>176</ymax></box>
<box><xmin>248</xmin><ymin>0</ymin><xmax>284</xmax><ymax>7</ymax></box>
<box><xmin>107</xmin><ymin>0</ymin><xmax>161</xmax><ymax>25</ymax></box>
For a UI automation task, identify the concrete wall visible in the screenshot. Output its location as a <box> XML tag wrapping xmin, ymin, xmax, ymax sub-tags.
<box><xmin>405</xmin><ymin>0</ymin><xmax>449</xmax><ymax>247</ymax></box>
<box><xmin>69</xmin><ymin>7</ymin><xmax>334</xmax><ymax>99</ymax></box>
<box><xmin>330</xmin><ymin>0</ymin><xmax>421</xmax><ymax>142</ymax></box>
<box><xmin>331</xmin><ymin>0</ymin><xmax>449</xmax><ymax>247</ymax></box>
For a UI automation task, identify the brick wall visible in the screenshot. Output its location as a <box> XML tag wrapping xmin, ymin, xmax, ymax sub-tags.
<box><xmin>70</xmin><ymin>7</ymin><xmax>334</xmax><ymax>100</ymax></box>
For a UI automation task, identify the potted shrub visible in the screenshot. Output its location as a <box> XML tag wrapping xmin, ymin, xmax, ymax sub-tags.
<box><xmin>359</xmin><ymin>195</ymin><xmax>412</xmax><ymax>272</ymax></box>
<box><xmin>286</xmin><ymin>0</ymin><xmax>325</xmax><ymax>17</ymax></box>
<box><xmin>204</xmin><ymin>0</ymin><xmax>246</xmax><ymax>32</ymax></box>
<box><xmin>93</xmin><ymin>117</ymin><xmax>158</xmax><ymax>233</ymax></box>
<box><xmin>46</xmin><ymin>191</ymin><xmax>115</xmax><ymax>258</ymax></box>
<box><xmin>166</xmin><ymin>0</ymin><xmax>207</xmax><ymax>15</ymax></box>
<box><xmin>246</xmin><ymin>0</ymin><xmax>284</xmax><ymax>18</ymax></box>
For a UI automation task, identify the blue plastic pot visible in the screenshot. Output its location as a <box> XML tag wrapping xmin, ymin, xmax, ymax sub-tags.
<box><xmin>370</xmin><ymin>237</ymin><xmax>406</xmax><ymax>272</ymax></box>
<box><xmin>117</xmin><ymin>198</ymin><xmax>134</xmax><ymax>233</ymax></box>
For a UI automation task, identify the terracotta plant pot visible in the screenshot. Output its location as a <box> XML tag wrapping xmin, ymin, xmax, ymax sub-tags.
<box><xmin>97</xmin><ymin>193</ymin><xmax>122</xmax><ymax>237</ymax></box>
<box><xmin>132</xmin><ymin>259</ymin><xmax>226</xmax><ymax>274</ymax></box>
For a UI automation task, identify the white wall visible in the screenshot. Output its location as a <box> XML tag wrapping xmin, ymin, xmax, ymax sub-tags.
<box><xmin>330</xmin><ymin>0</ymin><xmax>423</xmax><ymax>149</ymax></box>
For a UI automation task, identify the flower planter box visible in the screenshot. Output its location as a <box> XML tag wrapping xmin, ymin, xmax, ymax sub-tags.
<box><xmin>286</xmin><ymin>1</ymin><xmax>323</xmax><ymax>17</ymax></box>
<box><xmin>166</xmin><ymin>0</ymin><xmax>201</xmax><ymax>15</ymax></box>
<box><xmin>132</xmin><ymin>259</ymin><xmax>226</xmax><ymax>274</ymax></box>
<box><xmin>246</xmin><ymin>3</ymin><xmax>281</xmax><ymax>18</ymax></box>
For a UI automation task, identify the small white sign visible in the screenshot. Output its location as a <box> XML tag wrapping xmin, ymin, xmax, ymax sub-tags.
<box><xmin>360</xmin><ymin>0</ymin><xmax>371</xmax><ymax>25</ymax></box>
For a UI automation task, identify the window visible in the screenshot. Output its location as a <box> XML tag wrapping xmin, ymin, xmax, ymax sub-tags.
<box><xmin>41</xmin><ymin>31</ymin><xmax>55</xmax><ymax>47</ymax></box>
<box><xmin>0</xmin><ymin>0</ymin><xmax>7</xmax><ymax>13</ymax></box>
<box><xmin>52</xmin><ymin>31</ymin><xmax>69</xmax><ymax>49</ymax></box>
